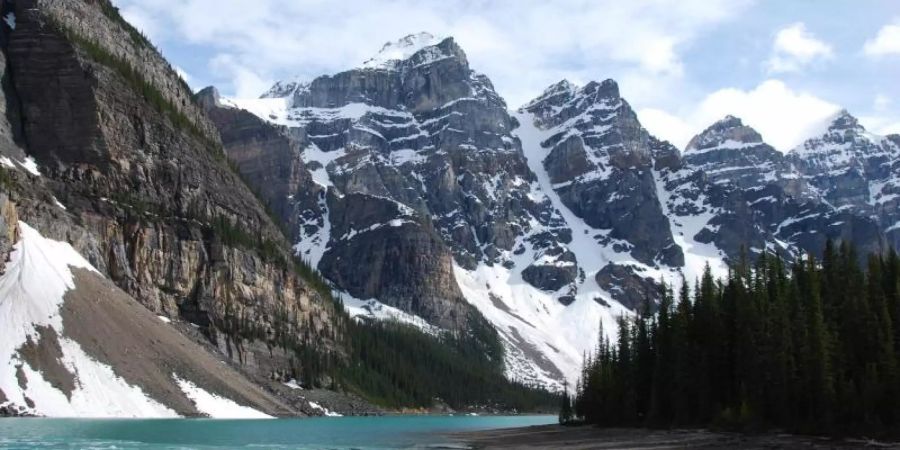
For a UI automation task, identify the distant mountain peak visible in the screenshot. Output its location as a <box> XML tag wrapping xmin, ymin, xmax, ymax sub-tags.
<box><xmin>715</xmin><ymin>115</ymin><xmax>742</xmax><ymax>127</ymax></box>
<box><xmin>826</xmin><ymin>109</ymin><xmax>862</xmax><ymax>132</ymax></box>
<box><xmin>360</xmin><ymin>32</ymin><xmax>457</xmax><ymax>70</ymax></box>
<box><xmin>521</xmin><ymin>79</ymin><xmax>578</xmax><ymax>111</ymax></box>
<box><xmin>260</xmin><ymin>77</ymin><xmax>309</xmax><ymax>99</ymax></box>
<box><xmin>685</xmin><ymin>115</ymin><xmax>763</xmax><ymax>153</ymax></box>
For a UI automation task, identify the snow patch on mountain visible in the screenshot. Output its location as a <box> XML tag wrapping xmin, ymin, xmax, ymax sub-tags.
<box><xmin>0</xmin><ymin>155</ymin><xmax>41</xmax><ymax>176</ymax></box>
<box><xmin>174</xmin><ymin>375</ymin><xmax>271</xmax><ymax>419</ymax></box>
<box><xmin>341</xmin><ymin>294</ymin><xmax>443</xmax><ymax>335</ymax></box>
<box><xmin>361</xmin><ymin>32</ymin><xmax>447</xmax><ymax>70</ymax></box>
<box><xmin>653</xmin><ymin>173</ymin><xmax>729</xmax><ymax>282</ymax></box>
<box><xmin>0</xmin><ymin>222</ymin><xmax>177</xmax><ymax>417</ymax></box>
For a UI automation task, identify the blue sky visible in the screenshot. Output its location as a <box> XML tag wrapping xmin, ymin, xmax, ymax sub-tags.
<box><xmin>114</xmin><ymin>0</ymin><xmax>900</xmax><ymax>151</ymax></box>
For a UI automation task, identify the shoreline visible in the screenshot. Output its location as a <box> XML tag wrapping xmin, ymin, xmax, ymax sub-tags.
<box><xmin>451</xmin><ymin>424</ymin><xmax>900</xmax><ymax>449</ymax></box>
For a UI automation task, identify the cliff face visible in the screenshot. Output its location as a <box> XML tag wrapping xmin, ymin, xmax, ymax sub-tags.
<box><xmin>201</xmin><ymin>34</ymin><xmax>569</xmax><ymax>331</ymax></box>
<box><xmin>2</xmin><ymin>0</ymin><xmax>340</xmax><ymax>383</ymax></box>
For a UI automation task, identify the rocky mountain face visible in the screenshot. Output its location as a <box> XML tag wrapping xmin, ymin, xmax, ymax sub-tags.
<box><xmin>203</xmin><ymin>33</ymin><xmax>584</xmax><ymax>387</ymax></box>
<box><xmin>659</xmin><ymin>113</ymin><xmax>884</xmax><ymax>269</ymax></box>
<box><xmin>0</xmin><ymin>0</ymin><xmax>345</xmax><ymax>416</ymax></box>
<box><xmin>209</xmin><ymin>33</ymin><xmax>900</xmax><ymax>390</ymax></box>
<box><xmin>682</xmin><ymin>116</ymin><xmax>793</xmax><ymax>191</ymax></box>
<box><xmin>788</xmin><ymin>111</ymin><xmax>900</xmax><ymax>246</ymax></box>
<box><xmin>202</xmin><ymin>33</ymin><xmax>572</xmax><ymax>334</ymax></box>
<box><xmin>522</xmin><ymin>79</ymin><xmax>682</xmax><ymax>269</ymax></box>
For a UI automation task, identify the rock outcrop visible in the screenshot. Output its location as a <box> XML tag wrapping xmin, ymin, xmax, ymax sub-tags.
<box><xmin>523</xmin><ymin>79</ymin><xmax>684</xmax><ymax>268</ymax></box>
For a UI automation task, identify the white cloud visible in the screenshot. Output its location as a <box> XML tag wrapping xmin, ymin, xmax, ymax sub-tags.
<box><xmin>118</xmin><ymin>5</ymin><xmax>161</xmax><ymax>41</ymax></box>
<box><xmin>111</xmin><ymin>0</ymin><xmax>752</xmax><ymax>104</ymax></box>
<box><xmin>860</xmin><ymin>116</ymin><xmax>900</xmax><ymax>136</ymax></box>
<box><xmin>637</xmin><ymin>108</ymin><xmax>695</xmax><ymax>149</ymax></box>
<box><xmin>864</xmin><ymin>20</ymin><xmax>900</xmax><ymax>57</ymax></box>
<box><xmin>174</xmin><ymin>66</ymin><xmax>192</xmax><ymax>85</ymax></box>
<box><xmin>766</xmin><ymin>22</ymin><xmax>833</xmax><ymax>73</ymax></box>
<box><xmin>874</xmin><ymin>94</ymin><xmax>891</xmax><ymax>112</ymax></box>
<box><xmin>639</xmin><ymin>79</ymin><xmax>841</xmax><ymax>151</ymax></box>
<box><xmin>209</xmin><ymin>54</ymin><xmax>272</xmax><ymax>99</ymax></box>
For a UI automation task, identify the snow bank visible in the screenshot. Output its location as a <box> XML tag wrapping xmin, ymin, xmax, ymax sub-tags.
<box><xmin>361</xmin><ymin>32</ymin><xmax>446</xmax><ymax>69</ymax></box>
<box><xmin>341</xmin><ymin>293</ymin><xmax>442</xmax><ymax>336</ymax></box>
<box><xmin>174</xmin><ymin>375</ymin><xmax>271</xmax><ymax>419</ymax></box>
<box><xmin>0</xmin><ymin>222</ymin><xmax>176</xmax><ymax>417</ymax></box>
<box><xmin>307</xmin><ymin>400</ymin><xmax>342</xmax><ymax>417</ymax></box>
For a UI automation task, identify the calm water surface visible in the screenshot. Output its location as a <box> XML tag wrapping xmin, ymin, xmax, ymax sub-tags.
<box><xmin>0</xmin><ymin>415</ymin><xmax>556</xmax><ymax>449</ymax></box>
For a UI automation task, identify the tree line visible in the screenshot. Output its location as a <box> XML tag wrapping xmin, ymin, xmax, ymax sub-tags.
<box><xmin>565</xmin><ymin>242</ymin><xmax>900</xmax><ymax>436</ymax></box>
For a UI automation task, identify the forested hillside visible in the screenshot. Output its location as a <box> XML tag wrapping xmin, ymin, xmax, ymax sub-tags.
<box><xmin>569</xmin><ymin>242</ymin><xmax>900</xmax><ymax>436</ymax></box>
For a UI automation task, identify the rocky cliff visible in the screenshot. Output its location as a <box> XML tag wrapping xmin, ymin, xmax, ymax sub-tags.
<box><xmin>0</xmin><ymin>0</ymin><xmax>342</xmax><ymax>407</ymax></box>
<box><xmin>202</xmin><ymin>33</ymin><xmax>574</xmax><ymax>336</ymax></box>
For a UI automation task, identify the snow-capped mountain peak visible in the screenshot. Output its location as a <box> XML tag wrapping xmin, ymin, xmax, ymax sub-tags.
<box><xmin>790</xmin><ymin>109</ymin><xmax>886</xmax><ymax>160</ymax></box>
<box><xmin>521</xmin><ymin>79</ymin><xmax>578</xmax><ymax>111</ymax></box>
<box><xmin>685</xmin><ymin>115</ymin><xmax>764</xmax><ymax>154</ymax></box>
<box><xmin>260</xmin><ymin>77</ymin><xmax>309</xmax><ymax>99</ymax></box>
<box><xmin>827</xmin><ymin>109</ymin><xmax>863</xmax><ymax>132</ymax></box>
<box><xmin>361</xmin><ymin>32</ymin><xmax>453</xmax><ymax>70</ymax></box>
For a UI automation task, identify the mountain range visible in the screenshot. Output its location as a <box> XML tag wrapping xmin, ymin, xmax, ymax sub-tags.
<box><xmin>1</xmin><ymin>2</ymin><xmax>898</xmax><ymax>417</ymax></box>
<box><xmin>203</xmin><ymin>31</ymin><xmax>900</xmax><ymax>389</ymax></box>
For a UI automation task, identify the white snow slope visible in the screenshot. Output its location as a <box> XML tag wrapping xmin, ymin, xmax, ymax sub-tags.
<box><xmin>451</xmin><ymin>111</ymin><xmax>718</xmax><ymax>390</ymax></box>
<box><xmin>0</xmin><ymin>222</ymin><xmax>272</xmax><ymax>418</ymax></box>
<box><xmin>174</xmin><ymin>375</ymin><xmax>271</xmax><ymax>419</ymax></box>
<box><xmin>0</xmin><ymin>222</ymin><xmax>177</xmax><ymax>417</ymax></box>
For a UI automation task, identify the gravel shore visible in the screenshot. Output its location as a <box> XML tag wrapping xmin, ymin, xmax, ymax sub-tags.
<box><xmin>452</xmin><ymin>424</ymin><xmax>899</xmax><ymax>449</ymax></box>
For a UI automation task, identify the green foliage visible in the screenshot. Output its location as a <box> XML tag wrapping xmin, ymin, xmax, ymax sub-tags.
<box><xmin>573</xmin><ymin>244</ymin><xmax>900</xmax><ymax>437</ymax></box>
<box><xmin>337</xmin><ymin>317</ymin><xmax>557</xmax><ymax>411</ymax></box>
<box><xmin>559</xmin><ymin>379</ymin><xmax>574</xmax><ymax>424</ymax></box>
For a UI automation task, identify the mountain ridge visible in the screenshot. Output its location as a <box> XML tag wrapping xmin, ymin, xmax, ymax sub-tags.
<box><xmin>211</xmin><ymin>32</ymin><xmax>899</xmax><ymax>389</ymax></box>
<box><xmin>3</xmin><ymin>11</ymin><xmax>899</xmax><ymax>419</ymax></box>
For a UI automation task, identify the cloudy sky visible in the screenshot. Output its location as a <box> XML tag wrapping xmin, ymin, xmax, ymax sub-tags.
<box><xmin>114</xmin><ymin>0</ymin><xmax>900</xmax><ymax>151</ymax></box>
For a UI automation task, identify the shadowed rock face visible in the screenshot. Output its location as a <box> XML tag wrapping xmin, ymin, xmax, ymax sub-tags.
<box><xmin>659</xmin><ymin>113</ymin><xmax>886</xmax><ymax>266</ymax></box>
<box><xmin>523</xmin><ymin>79</ymin><xmax>684</xmax><ymax>268</ymax></box>
<box><xmin>683</xmin><ymin>116</ymin><xmax>791</xmax><ymax>190</ymax></box>
<box><xmin>595</xmin><ymin>264</ymin><xmax>660</xmax><ymax>313</ymax></box>
<box><xmin>788</xmin><ymin>111</ymin><xmax>900</xmax><ymax>248</ymax></box>
<box><xmin>318</xmin><ymin>192</ymin><xmax>470</xmax><ymax>328</ymax></box>
<box><xmin>202</xmin><ymin>36</ymin><xmax>572</xmax><ymax>328</ymax></box>
<box><xmin>1</xmin><ymin>0</ymin><xmax>339</xmax><ymax>383</ymax></box>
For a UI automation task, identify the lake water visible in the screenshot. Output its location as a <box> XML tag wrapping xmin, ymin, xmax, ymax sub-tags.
<box><xmin>0</xmin><ymin>415</ymin><xmax>556</xmax><ymax>449</ymax></box>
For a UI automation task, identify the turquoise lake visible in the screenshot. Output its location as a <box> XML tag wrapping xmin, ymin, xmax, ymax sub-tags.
<box><xmin>0</xmin><ymin>415</ymin><xmax>556</xmax><ymax>449</ymax></box>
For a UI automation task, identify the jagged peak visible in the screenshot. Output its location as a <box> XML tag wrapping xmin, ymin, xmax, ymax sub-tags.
<box><xmin>789</xmin><ymin>109</ymin><xmax>884</xmax><ymax>156</ymax></box>
<box><xmin>825</xmin><ymin>109</ymin><xmax>863</xmax><ymax>132</ymax></box>
<box><xmin>521</xmin><ymin>78</ymin><xmax>622</xmax><ymax>113</ymax></box>
<box><xmin>685</xmin><ymin>115</ymin><xmax>764</xmax><ymax>153</ymax></box>
<box><xmin>544</xmin><ymin>79</ymin><xmax>578</xmax><ymax>97</ymax></box>
<box><xmin>714</xmin><ymin>115</ymin><xmax>743</xmax><ymax>127</ymax></box>
<box><xmin>360</xmin><ymin>32</ymin><xmax>459</xmax><ymax>70</ymax></box>
<box><xmin>260</xmin><ymin>77</ymin><xmax>309</xmax><ymax>99</ymax></box>
<box><xmin>194</xmin><ymin>86</ymin><xmax>221</xmax><ymax>110</ymax></box>
<box><xmin>521</xmin><ymin>79</ymin><xmax>578</xmax><ymax>111</ymax></box>
<box><xmin>582</xmin><ymin>78</ymin><xmax>620</xmax><ymax>99</ymax></box>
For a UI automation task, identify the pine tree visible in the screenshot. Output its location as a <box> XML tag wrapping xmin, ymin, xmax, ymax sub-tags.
<box><xmin>559</xmin><ymin>379</ymin><xmax>574</xmax><ymax>424</ymax></box>
<box><xmin>649</xmin><ymin>283</ymin><xmax>674</xmax><ymax>423</ymax></box>
<box><xmin>573</xmin><ymin>246</ymin><xmax>899</xmax><ymax>435</ymax></box>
